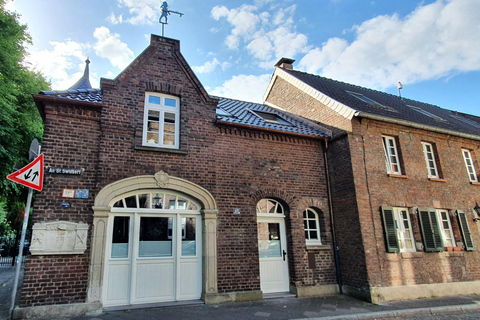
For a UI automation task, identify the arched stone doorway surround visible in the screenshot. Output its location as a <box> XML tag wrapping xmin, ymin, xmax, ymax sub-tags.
<box><xmin>86</xmin><ymin>171</ymin><xmax>218</xmax><ymax>305</ymax></box>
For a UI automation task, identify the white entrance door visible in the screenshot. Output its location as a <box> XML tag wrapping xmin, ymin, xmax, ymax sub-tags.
<box><xmin>257</xmin><ymin>217</ymin><xmax>289</xmax><ymax>293</ymax></box>
<box><xmin>103</xmin><ymin>191</ymin><xmax>202</xmax><ymax>307</ymax></box>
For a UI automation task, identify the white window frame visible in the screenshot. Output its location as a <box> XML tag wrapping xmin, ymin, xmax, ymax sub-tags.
<box><xmin>436</xmin><ymin>209</ymin><xmax>455</xmax><ymax>247</ymax></box>
<box><xmin>421</xmin><ymin>142</ymin><xmax>439</xmax><ymax>178</ymax></box>
<box><xmin>393</xmin><ymin>208</ymin><xmax>416</xmax><ymax>252</ymax></box>
<box><xmin>143</xmin><ymin>92</ymin><xmax>180</xmax><ymax>149</ymax></box>
<box><xmin>462</xmin><ymin>149</ymin><xmax>478</xmax><ymax>182</ymax></box>
<box><xmin>303</xmin><ymin>208</ymin><xmax>322</xmax><ymax>246</ymax></box>
<box><xmin>382</xmin><ymin>135</ymin><xmax>402</xmax><ymax>175</ymax></box>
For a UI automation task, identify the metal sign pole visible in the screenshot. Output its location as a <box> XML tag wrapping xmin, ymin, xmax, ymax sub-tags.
<box><xmin>9</xmin><ymin>139</ymin><xmax>41</xmax><ymax>318</ymax></box>
<box><xmin>9</xmin><ymin>187</ymin><xmax>33</xmax><ymax>317</ymax></box>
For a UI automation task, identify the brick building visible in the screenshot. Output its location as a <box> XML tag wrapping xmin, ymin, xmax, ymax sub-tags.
<box><xmin>264</xmin><ymin>58</ymin><xmax>480</xmax><ymax>303</ymax></box>
<box><xmin>15</xmin><ymin>36</ymin><xmax>337</xmax><ymax>318</ymax></box>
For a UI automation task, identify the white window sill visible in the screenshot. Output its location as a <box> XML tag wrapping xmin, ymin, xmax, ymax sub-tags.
<box><xmin>135</xmin><ymin>145</ymin><xmax>188</xmax><ymax>155</ymax></box>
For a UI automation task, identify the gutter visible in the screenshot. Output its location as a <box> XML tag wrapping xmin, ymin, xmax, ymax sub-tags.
<box><xmin>323</xmin><ymin>140</ymin><xmax>343</xmax><ymax>294</ymax></box>
<box><xmin>355</xmin><ymin>111</ymin><xmax>480</xmax><ymax>141</ymax></box>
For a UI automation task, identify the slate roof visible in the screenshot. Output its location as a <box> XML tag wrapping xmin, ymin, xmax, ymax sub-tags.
<box><xmin>282</xmin><ymin>68</ymin><xmax>480</xmax><ymax>139</ymax></box>
<box><xmin>39</xmin><ymin>88</ymin><xmax>103</xmax><ymax>104</ymax></box>
<box><xmin>69</xmin><ymin>58</ymin><xmax>93</xmax><ymax>90</ymax></box>
<box><xmin>215</xmin><ymin>97</ymin><xmax>331</xmax><ymax>138</ymax></box>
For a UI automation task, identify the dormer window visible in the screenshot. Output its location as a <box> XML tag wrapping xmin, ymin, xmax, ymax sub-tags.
<box><xmin>408</xmin><ymin>105</ymin><xmax>446</xmax><ymax>122</ymax></box>
<box><xmin>347</xmin><ymin>91</ymin><xmax>397</xmax><ymax>113</ymax></box>
<box><xmin>216</xmin><ymin>108</ymin><xmax>232</xmax><ymax>116</ymax></box>
<box><xmin>451</xmin><ymin>114</ymin><xmax>480</xmax><ymax>129</ymax></box>
<box><xmin>143</xmin><ymin>92</ymin><xmax>180</xmax><ymax>149</ymax></box>
<box><xmin>249</xmin><ymin>109</ymin><xmax>292</xmax><ymax>126</ymax></box>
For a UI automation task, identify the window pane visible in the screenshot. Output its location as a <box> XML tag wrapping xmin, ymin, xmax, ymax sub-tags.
<box><xmin>166</xmin><ymin>194</ymin><xmax>176</xmax><ymax>209</ymax></box>
<box><xmin>138</xmin><ymin>194</ymin><xmax>149</xmax><ymax>208</ymax></box>
<box><xmin>165</xmin><ymin>98</ymin><xmax>176</xmax><ymax>107</ymax></box>
<box><xmin>309</xmin><ymin>231</ymin><xmax>318</xmax><ymax>240</ymax></box>
<box><xmin>152</xmin><ymin>193</ymin><xmax>164</xmax><ymax>209</ymax></box>
<box><xmin>148</xmin><ymin>95</ymin><xmax>161</xmax><ymax>104</ymax></box>
<box><xmin>146</xmin><ymin>132</ymin><xmax>159</xmax><ymax>144</ymax></box>
<box><xmin>148</xmin><ymin>109</ymin><xmax>160</xmax><ymax>121</ymax></box>
<box><xmin>308</xmin><ymin>220</ymin><xmax>317</xmax><ymax>229</ymax></box>
<box><xmin>182</xmin><ymin>217</ymin><xmax>196</xmax><ymax>256</ymax></box>
<box><xmin>177</xmin><ymin>197</ymin><xmax>187</xmax><ymax>210</ymax></box>
<box><xmin>258</xmin><ymin>222</ymin><xmax>281</xmax><ymax>258</ymax></box>
<box><xmin>188</xmin><ymin>202</ymin><xmax>198</xmax><ymax>210</ymax></box>
<box><xmin>113</xmin><ymin>200</ymin><xmax>124</xmax><ymax>208</ymax></box>
<box><xmin>112</xmin><ymin>217</ymin><xmax>129</xmax><ymax>258</ymax></box>
<box><xmin>125</xmin><ymin>195</ymin><xmax>137</xmax><ymax>208</ymax></box>
<box><xmin>138</xmin><ymin>217</ymin><xmax>172</xmax><ymax>257</ymax></box>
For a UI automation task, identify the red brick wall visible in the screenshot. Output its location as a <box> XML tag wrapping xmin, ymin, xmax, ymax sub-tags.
<box><xmin>265</xmin><ymin>75</ymin><xmax>480</xmax><ymax>297</ymax></box>
<box><xmin>214</xmin><ymin>126</ymin><xmax>336</xmax><ymax>292</ymax></box>
<box><xmin>21</xmin><ymin>36</ymin><xmax>336</xmax><ymax>306</ymax></box>
<box><xmin>20</xmin><ymin>104</ymin><xmax>101</xmax><ymax>306</ymax></box>
<box><xmin>355</xmin><ymin>118</ymin><xmax>480</xmax><ymax>287</ymax></box>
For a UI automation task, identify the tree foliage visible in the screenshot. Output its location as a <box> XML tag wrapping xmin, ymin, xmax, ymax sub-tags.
<box><xmin>0</xmin><ymin>0</ymin><xmax>50</xmax><ymax>238</ymax></box>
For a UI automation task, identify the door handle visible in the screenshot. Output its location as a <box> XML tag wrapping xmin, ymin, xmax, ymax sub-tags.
<box><xmin>283</xmin><ymin>250</ymin><xmax>287</xmax><ymax>261</ymax></box>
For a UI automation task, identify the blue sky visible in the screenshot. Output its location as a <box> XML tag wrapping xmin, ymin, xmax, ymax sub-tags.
<box><xmin>7</xmin><ymin>0</ymin><xmax>480</xmax><ymax>116</ymax></box>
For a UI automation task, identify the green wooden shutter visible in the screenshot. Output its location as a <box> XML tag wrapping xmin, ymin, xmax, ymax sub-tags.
<box><xmin>381</xmin><ymin>206</ymin><xmax>400</xmax><ymax>253</ymax></box>
<box><xmin>418</xmin><ymin>208</ymin><xmax>444</xmax><ymax>252</ymax></box>
<box><xmin>457</xmin><ymin>210</ymin><xmax>475</xmax><ymax>251</ymax></box>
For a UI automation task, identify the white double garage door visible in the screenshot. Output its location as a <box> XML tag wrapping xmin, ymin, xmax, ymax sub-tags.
<box><xmin>103</xmin><ymin>191</ymin><xmax>202</xmax><ymax>307</ymax></box>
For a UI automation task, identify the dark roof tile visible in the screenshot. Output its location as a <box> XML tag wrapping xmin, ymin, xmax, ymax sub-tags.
<box><xmin>215</xmin><ymin>96</ymin><xmax>331</xmax><ymax>138</ymax></box>
<box><xmin>283</xmin><ymin>69</ymin><xmax>480</xmax><ymax>138</ymax></box>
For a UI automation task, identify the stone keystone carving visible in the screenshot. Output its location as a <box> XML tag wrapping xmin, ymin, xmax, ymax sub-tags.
<box><xmin>154</xmin><ymin>170</ymin><xmax>170</xmax><ymax>188</ymax></box>
<box><xmin>30</xmin><ymin>221</ymin><xmax>89</xmax><ymax>255</ymax></box>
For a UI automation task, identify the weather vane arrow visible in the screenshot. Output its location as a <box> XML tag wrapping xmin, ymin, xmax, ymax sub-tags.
<box><xmin>159</xmin><ymin>1</ymin><xmax>184</xmax><ymax>37</ymax></box>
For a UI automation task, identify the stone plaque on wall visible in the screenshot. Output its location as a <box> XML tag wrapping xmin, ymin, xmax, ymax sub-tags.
<box><xmin>30</xmin><ymin>221</ymin><xmax>88</xmax><ymax>255</ymax></box>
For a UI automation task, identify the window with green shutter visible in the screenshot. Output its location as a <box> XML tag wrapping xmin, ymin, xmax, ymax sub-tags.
<box><xmin>381</xmin><ymin>206</ymin><xmax>400</xmax><ymax>253</ymax></box>
<box><xmin>418</xmin><ymin>208</ymin><xmax>444</xmax><ymax>252</ymax></box>
<box><xmin>457</xmin><ymin>210</ymin><xmax>475</xmax><ymax>251</ymax></box>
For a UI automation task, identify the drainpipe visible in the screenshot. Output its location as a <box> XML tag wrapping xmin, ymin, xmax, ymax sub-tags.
<box><xmin>323</xmin><ymin>139</ymin><xmax>343</xmax><ymax>294</ymax></box>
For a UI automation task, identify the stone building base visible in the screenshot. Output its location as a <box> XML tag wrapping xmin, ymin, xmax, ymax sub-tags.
<box><xmin>370</xmin><ymin>280</ymin><xmax>480</xmax><ymax>304</ymax></box>
<box><xmin>12</xmin><ymin>302</ymin><xmax>102</xmax><ymax>320</ymax></box>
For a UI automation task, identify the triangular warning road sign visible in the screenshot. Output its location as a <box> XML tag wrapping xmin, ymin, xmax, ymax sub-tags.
<box><xmin>7</xmin><ymin>154</ymin><xmax>44</xmax><ymax>191</ymax></box>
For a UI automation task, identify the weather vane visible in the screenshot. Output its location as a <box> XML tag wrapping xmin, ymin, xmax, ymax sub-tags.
<box><xmin>159</xmin><ymin>1</ymin><xmax>184</xmax><ymax>37</ymax></box>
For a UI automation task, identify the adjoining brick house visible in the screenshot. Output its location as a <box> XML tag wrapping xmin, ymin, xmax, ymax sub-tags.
<box><xmin>15</xmin><ymin>36</ymin><xmax>338</xmax><ymax>318</ymax></box>
<box><xmin>264</xmin><ymin>58</ymin><xmax>480</xmax><ymax>303</ymax></box>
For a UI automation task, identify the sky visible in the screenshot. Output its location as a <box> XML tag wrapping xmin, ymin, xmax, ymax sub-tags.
<box><xmin>6</xmin><ymin>0</ymin><xmax>480</xmax><ymax>116</ymax></box>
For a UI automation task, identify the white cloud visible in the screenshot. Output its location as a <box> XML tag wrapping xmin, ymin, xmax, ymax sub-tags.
<box><xmin>209</xmin><ymin>74</ymin><xmax>271</xmax><ymax>103</ymax></box>
<box><xmin>192</xmin><ymin>58</ymin><xmax>220</xmax><ymax>74</ymax></box>
<box><xmin>24</xmin><ymin>40</ymin><xmax>90</xmax><ymax>90</ymax></box>
<box><xmin>107</xmin><ymin>12</ymin><xmax>123</xmax><ymax>25</ymax></box>
<box><xmin>211</xmin><ymin>5</ymin><xmax>264</xmax><ymax>49</ymax></box>
<box><xmin>113</xmin><ymin>0</ymin><xmax>161</xmax><ymax>25</ymax></box>
<box><xmin>93</xmin><ymin>26</ymin><xmax>134</xmax><ymax>70</ymax></box>
<box><xmin>211</xmin><ymin>3</ymin><xmax>308</xmax><ymax>69</ymax></box>
<box><xmin>298</xmin><ymin>0</ymin><xmax>480</xmax><ymax>89</ymax></box>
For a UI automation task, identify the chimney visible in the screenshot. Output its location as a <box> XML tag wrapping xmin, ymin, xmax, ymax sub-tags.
<box><xmin>275</xmin><ymin>57</ymin><xmax>295</xmax><ymax>70</ymax></box>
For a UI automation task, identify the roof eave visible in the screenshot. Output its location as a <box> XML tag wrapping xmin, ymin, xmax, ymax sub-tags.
<box><xmin>33</xmin><ymin>94</ymin><xmax>103</xmax><ymax>121</ymax></box>
<box><xmin>216</xmin><ymin>119</ymin><xmax>329</xmax><ymax>140</ymax></box>
<box><xmin>355</xmin><ymin>111</ymin><xmax>480</xmax><ymax>141</ymax></box>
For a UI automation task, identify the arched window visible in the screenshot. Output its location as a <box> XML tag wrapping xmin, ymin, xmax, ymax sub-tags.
<box><xmin>111</xmin><ymin>191</ymin><xmax>199</xmax><ymax>211</ymax></box>
<box><xmin>256</xmin><ymin>198</ymin><xmax>284</xmax><ymax>216</ymax></box>
<box><xmin>303</xmin><ymin>208</ymin><xmax>321</xmax><ymax>245</ymax></box>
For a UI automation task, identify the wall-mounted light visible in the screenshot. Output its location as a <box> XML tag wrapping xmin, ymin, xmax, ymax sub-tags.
<box><xmin>474</xmin><ymin>203</ymin><xmax>480</xmax><ymax>222</ymax></box>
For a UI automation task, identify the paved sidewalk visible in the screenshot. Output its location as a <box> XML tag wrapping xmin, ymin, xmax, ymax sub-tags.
<box><xmin>61</xmin><ymin>293</ymin><xmax>480</xmax><ymax>320</ymax></box>
<box><xmin>0</xmin><ymin>265</ymin><xmax>24</xmax><ymax>320</ymax></box>
<box><xmin>3</xmin><ymin>262</ymin><xmax>480</xmax><ymax>320</ymax></box>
